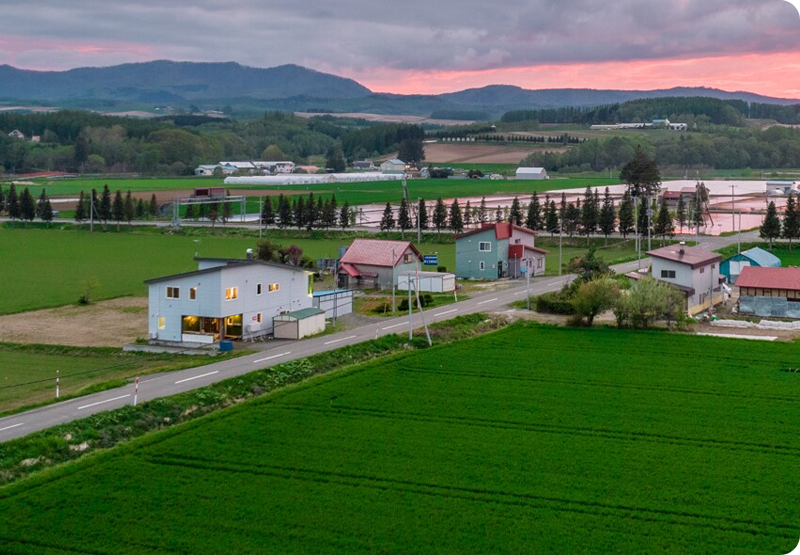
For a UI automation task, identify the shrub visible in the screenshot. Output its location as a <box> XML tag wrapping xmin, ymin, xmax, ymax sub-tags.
<box><xmin>571</xmin><ymin>277</ymin><xmax>621</xmax><ymax>326</ymax></box>
<box><xmin>534</xmin><ymin>290</ymin><xmax>575</xmax><ymax>315</ymax></box>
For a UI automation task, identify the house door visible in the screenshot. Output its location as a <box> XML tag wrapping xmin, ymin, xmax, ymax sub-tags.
<box><xmin>498</xmin><ymin>260</ymin><xmax>504</xmax><ymax>278</ymax></box>
<box><xmin>337</xmin><ymin>273</ymin><xmax>348</xmax><ymax>289</ymax></box>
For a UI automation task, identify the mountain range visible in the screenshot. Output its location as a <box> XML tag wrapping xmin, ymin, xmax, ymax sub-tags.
<box><xmin>0</xmin><ymin>61</ymin><xmax>797</xmax><ymax>117</ymax></box>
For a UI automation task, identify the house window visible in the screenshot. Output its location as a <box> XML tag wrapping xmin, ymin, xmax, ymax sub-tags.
<box><xmin>700</xmin><ymin>267</ymin><xmax>705</xmax><ymax>274</ymax></box>
<box><xmin>661</xmin><ymin>270</ymin><xmax>676</xmax><ymax>279</ymax></box>
<box><xmin>269</xmin><ymin>283</ymin><xmax>280</xmax><ymax>292</ymax></box>
<box><xmin>189</xmin><ymin>287</ymin><xmax>197</xmax><ymax>300</ymax></box>
<box><xmin>479</xmin><ymin>242</ymin><xmax>492</xmax><ymax>252</ymax></box>
<box><xmin>537</xmin><ymin>258</ymin><xmax>543</xmax><ymax>268</ymax></box>
<box><xmin>403</xmin><ymin>253</ymin><xmax>413</xmax><ymax>263</ymax></box>
<box><xmin>225</xmin><ymin>287</ymin><xmax>239</xmax><ymax>300</ymax></box>
<box><xmin>158</xmin><ymin>317</ymin><xmax>166</xmax><ymax>329</ymax></box>
<box><xmin>257</xmin><ymin>283</ymin><xmax>262</xmax><ymax>295</ymax></box>
<box><xmin>166</xmin><ymin>287</ymin><xmax>180</xmax><ymax>299</ymax></box>
<box><xmin>479</xmin><ymin>261</ymin><xmax>486</xmax><ymax>271</ymax></box>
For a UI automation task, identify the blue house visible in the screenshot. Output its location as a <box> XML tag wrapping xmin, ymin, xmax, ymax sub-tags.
<box><xmin>720</xmin><ymin>247</ymin><xmax>781</xmax><ymax>285</ymax></box>
<box><xmin>455</xmin><ymin>223</ymin><xmax>547</xmax><ymax>280</ymax></box>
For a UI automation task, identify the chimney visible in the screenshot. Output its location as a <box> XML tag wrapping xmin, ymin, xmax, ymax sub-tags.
<box><xmin>246</xmin><ymin>248</ymin><xmax>254</xmax><ymax>261</ymax></box>
<box><xmin>679</xmin><ymin>241</ymin><xmax>686</xmax><ymax>255</ymax></box>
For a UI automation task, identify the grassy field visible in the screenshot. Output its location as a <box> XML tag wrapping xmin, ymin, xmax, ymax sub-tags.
<box><xmin>0</xmin><ymin>343</ymin><xmax>218</xmax><ymax>414</ymax></box>
<box><xmin>1</xmin><ymin>324</ymin><xmax>798</xmax><ymax>554</ymax></box>
<box><xmin>12</xmin><ymin>176</ymin><xmax>618</xmax><ymax>207</ymax></box>
<box><xmin>0</xmin><ymin>226</ymin><xmax>639</xmax><ymax>314</ymax></box>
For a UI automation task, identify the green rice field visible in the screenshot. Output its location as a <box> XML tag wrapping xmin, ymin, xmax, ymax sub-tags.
<box><xmin>1</xmin><ymin>325</ymin><xmax>798</xmax><ymax>553</ymax></box>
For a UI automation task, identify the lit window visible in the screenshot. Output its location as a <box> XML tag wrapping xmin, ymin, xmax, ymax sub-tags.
<box><xmin>166</xmin><ymin>287</ymin><xmax>180</xmax><ymax>299</ymax></box>
<box><xmin>257</xmin><ymin>283</ymin><xmax>262</xmax><ymax>295</ymax></box>
<box><xmin>479</xmin><ymin>261</ymin><xmax>486</xmax><ymax>271</ymax></box>
<box><xmin>269</xmin><ymin>283</ymin><xmax>280</xmax><ymax>292</ymax></box>
<box><xmin>158</xmin><ymin>317</ymin><xmax>166</xmax><ymax>329</ymax></box>
<box><xmin>189</xmin><ymin>287</ymin><xmax>197</xmax><ymax>300</ymax></box>
<box><xmin>479</xmin><ymin>242</ymin><xmax>491</xmax><ymax>252</ymax></box>
<box><xmin>225</xmin><ymin>287</ymin><xmax>239</xmax><ymax>300</ymax></box>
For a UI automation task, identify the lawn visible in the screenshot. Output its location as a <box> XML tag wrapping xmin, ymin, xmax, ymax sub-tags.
<box><xmin>1</xmin><ymin>325</ymin><xmax>798</xmax><ymax>554</ymax></box>
<box><xmin>0</xmin><ymin>343</ymin><xmax>218</xmax><ymax>414</ymax></box>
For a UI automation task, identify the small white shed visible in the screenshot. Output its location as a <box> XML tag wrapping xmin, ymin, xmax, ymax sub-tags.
<box><xmin>313</xmin><ymin>289</ymin><xmax>354</xmax><ymax>319</ymax></box>
<box><xmin>397</xmin><ymin>272</ymin><xmax>456</xmax><ymax>293</ymax></box>
<box><xmin>273</xmin><ymin>308</ymin><xmax>326</xmax><ymax>340</ymax></box>
<box><xmin>515</xmin><ymin>167</ymin><xmax>548</xmax><ymax>180</ymax></box>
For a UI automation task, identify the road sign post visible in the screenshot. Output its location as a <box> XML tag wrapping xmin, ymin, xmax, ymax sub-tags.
<box><xmin>423</xmin><ymin>254</ymin><xmax>438</xmax><ymax>266</ymax></box>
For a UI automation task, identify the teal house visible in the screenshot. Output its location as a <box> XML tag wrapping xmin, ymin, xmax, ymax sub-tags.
<box><xmin>721</xmin><ymin>247</ymin><xmax>781</xmax><ymax>285</ymax></box>
<box><xmin>455</xmin><ymin>223</ymin><xmax>547</xmax><ymax>280</ymax></box>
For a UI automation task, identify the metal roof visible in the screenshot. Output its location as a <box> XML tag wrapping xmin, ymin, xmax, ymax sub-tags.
<box><xmin>339</xmin><ymin>239</ymin><xmax>421</xmax><ymax>267</ymax></box>
<box><xmin>144</xmin><ymin>259</ymin><xmax>309</xmax><ymax>285</ymax></box>
<box><xmin>456</xmin><ymin>222</ymin><xmax>538</xmax><ymax>241</ymax></box>
<box><xmin>736</xmin><ymin>267</ymin><xmax>800</xmax><ymax>291</ymax></box>
<box><xmin>647</xmin><ymin>245</ymin><xmax>722</xmax><ymax>269</ymax></box>
<box><xmin>276</xmin><ymin>307</ymin><xmax>325</xmax><ymax>320</ymax></box>
<box><xmin>740</xmin><ymin>247</ymin><xmax>781</xmax><ymax>268</ymax></box>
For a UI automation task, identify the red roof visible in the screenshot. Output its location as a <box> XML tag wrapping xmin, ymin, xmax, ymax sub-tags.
<box><xmin>647</xmin><ymin>245</ymin><xmax>722</xmax><ymax>269</ymax></box>
<box><xmin>455</xmin><ymin>222</ymin><xmax>538</xmax><ymax>240</ymax></box>
<box><xmin>339</xmin><ymin>263</ymin><xmax>361</xmax><ymax>277</ymax></box>
<box><xmin>736</xmin><ymin>267</ymin><xmax>800</xmax><ymax>291</ymax></box>
<box><xmin>339</xmin><ymin>239</ymin><xmax>421</xmax><ymax>267</ymax></box>
<box><xmin>508</xmin><ymin>244</ymin><xmax>549</xmax><ymax>258</ymax></box>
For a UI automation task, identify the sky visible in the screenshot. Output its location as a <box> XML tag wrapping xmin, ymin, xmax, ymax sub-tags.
<box><xmin>1</xmin><ymin>0</ymin><xmax>800</xmax><ymax>97</ymax></box>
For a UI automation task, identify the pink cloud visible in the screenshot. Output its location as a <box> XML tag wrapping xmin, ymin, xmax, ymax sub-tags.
<box><xmin>0</xmin><ymin>35</ymin><xmax>154</xmax><ymax>69</ymax></box>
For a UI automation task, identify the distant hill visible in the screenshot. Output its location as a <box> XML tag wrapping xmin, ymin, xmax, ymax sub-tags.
<box><xmin>0</xmin><ymin>61</ymin><xmax>372</xmax><ymax>102</ymax></box>
<box><xmin>0</xmin><ymin>61</ymin><xmax>797</xmax><ymax>117</ymax></box>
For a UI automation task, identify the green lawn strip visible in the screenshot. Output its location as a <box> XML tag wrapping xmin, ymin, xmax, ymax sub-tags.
<box><xmin>0</xmin><ymin>342</ymin><xmax>244</xmax><ymax>416</ymax></box>
<box><xmin>0</xmin><ymin>314</ymin><xmax>502</xmax><ymax>488</ymax></box>
<box><xmin>1</xmin><ymin>324</ymin><xmax>799</xmax><ymax>553</ymax></box>
<box><xmin>354</xmin><ymin>291</ymin><xmax>465</xmax><ymax>317</ymax></box>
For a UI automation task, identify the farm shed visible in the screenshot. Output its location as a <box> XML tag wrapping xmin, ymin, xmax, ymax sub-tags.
<box><xmin>737</xmin><ymin>267</ymin><xmax>800</xmax><ymax>319</ymax></box>
<box><xmin>273</xmin><ymin>308</ymin><xmax>326</xmax><ymax>340</ymax></box>
<box><xmin>515</xmin><ymin>167</ymin><xmax>548</xmax><ymax>180</ymax></box>
<box><xmin>312</xmin><ymin>289</ymin><xmax>354</xmax><ymax>319</ymax></box>
<box><xmin>721</xmin><ymin>247</ymin><xmax>781</xmax><ymax>285</ymax></box>
<box><xmin>396</xmin><ymin>272</ymin><xmax>456</xmax><ymax>293</ymax></box>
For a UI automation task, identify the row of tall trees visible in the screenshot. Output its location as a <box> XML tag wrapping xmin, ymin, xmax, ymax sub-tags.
<box><xmin>255</xmin><ymin>193</ymin><xmax>355</xmax><ymax>231</ymax></box>
<box><xmin>0</xmin><ymin>184</ymin><xmax>53</xmax><ymax>223</ymax></box>
<box><xmin>760</xmin><ymin>196</ymin><xmax>800</xmax><ymax>247</ymax></box>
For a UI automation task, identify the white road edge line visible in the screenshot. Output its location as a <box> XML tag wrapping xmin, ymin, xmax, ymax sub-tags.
<box><xmin>175</xmin><ymin>371</ymin><xmax>219</xmax><ymax>385</ymax></box>
<box><xmin>78</xmin><ymin>394</ymin><xmax>131</xmax><ymax>410</ymax></box>
<box><xmin>382</xmin><ymin>323</ymin><xmax>407</xmax><ymax>331</ymax></box>
<box><xmin>513</xmin><ymin>291</ymin><xmax>526</xmax><ymax>296</ymax></box>
<box><xmin>253</xmin><ymin>351</ymin><xmax>292</xmax><ymax>364</ymax></box>
<box><xmin>434</xmin><ymin>309</ymin><xmax>458</xmax><ymax>317</ymax></box>
<box><xmin>324</xmin><ymin>335</ymin><xmax>358</xmax><ymax>345</ymax></box>
<box><xmin>477</xmin><ymin>298</ymin><xmax>499</xmax><ymax>305</ymax></box>
<box><xmin>0</xmin><ymin>423</ymin><xmax>24</xmax><ymax>432</ymax></box>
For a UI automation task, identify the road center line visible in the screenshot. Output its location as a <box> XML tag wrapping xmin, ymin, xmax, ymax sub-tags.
<box><xmin>382</xmin><ymin>322</ymin><xmax>407</xmax><ymax>330</ymax></box>
<box><xmin>253</xmin><ymin>351</ymin><xmax>292</xmax><ymax>364</ymax></box>
<box><xmin>477</xmin><ymin>298</ymin><xmax>499</xmax><ymax>305</ymax></box>
<box><xmin>0</xmin><ymin>423</ymin><xmax>23</xmax><ymax>432</ymax></box>
<box><xmin>434</xmin><ymin>309</ymin><xmax>458</xmax><ymax>317</ymax></box>
<box><xmin>513</xmin><ymin>291</ymin><xmax>526</xmax><ymax>296</ymax></box>
<box><xmin>175</xmin><ymin>371</ymin><xmax>219</xmax><ymax>385</ymax></box>
<box><xmin>78</xmin><ymin>394</ymin><xmax>131</xmax><ymax>410</ymax></box>
<box><xmin>324</xmin><ymin>335</ymin><xmax>358</xmax><ymax>345</ymax></box>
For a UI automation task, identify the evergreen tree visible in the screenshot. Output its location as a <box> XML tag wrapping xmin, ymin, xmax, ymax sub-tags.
<box><xmin>449</xmin><ymin>199</ymin><xmax>464</xmax><ymax>233</ymax></box>
<box><xmin>294</xmin><ymin>196</ymin><xmax>305</xmax><ymax>230</ymax></box>
<box><xmin>380</xmin><ymin>202</ymin><xmax>395</xmax><ymax>231</ymax></box>
<box><xmin>692</xmin><ymin>193</ymin><xmax>705</xmax><ymax>230</ymax></box>
<box><xmin>637</xmin><ymin>197</ymin><xmax>650</xmax><ymax>237</ymax></box>
<box><xmin>136</xmin><ymin>198</ymin><xmax>146</xmax><ymax>219</ymax></box>
<box><xmin>525</xmin><ymin>192</ymin><xmax>541</xmax><ymax>230</ymax></box>
<box><xmin>654</xmin><ymin>198</ymin><xmax>674</xmax><ymax>240</ymax></box>
<box><xmin>185</xmin><ymin>201</ymin><xmax>196</xmax><ymax>221</ymax></box>
<box><xmin>261</xmin><ymin>197</ymin><xmax>274</xmax><ymax>226</ymax></box>
<box><xmin>99</xmin><ymin>185</ymin><xmax>112</xmax><ymax>228</ymax></box>
<box><xmin>417</xmin><ymin>198</ymin><xmax>429</xmax><ymax>230</ymax></box>
<box><xmin>41</xmin><ymin>198</ymin><xmax>54</xmax><ymax>224</ymax></box>
<box><xmin>325</xmin><ymin>144</ymin><xmax>346</xmax><ymax>172</ymax></box>
<box><xmin>478</xmin><ymin>197</ymin><xmax>487</xmax><ymax>223</ymax></box>
<box><xmin>340</xmin><ymin>201</ymin><xmax>350</xmax><ymax>229</ymax></box>
<box><xmin>620</xmin><ymin>145</ymin><xmax>661</xmax><ymax>198</ymax></box>
<box><xmin>197</xmin><ymin>202</ymin><xmax>207</xmax><ymax>223</ymax></box>
<box><xmin>111</xmin><ymin>189</ymin><xmax>124</xmax><ymax>231</ymax></box>
<box><xmin>433</xmin><ymin>197</ymin><xmax>447</xmax><ymax>237</ymax></box>
<box><xmin>19</xmin><ymin>187</ymin><xmax>36</xmax><ymax>222</ymax></box>
<box><xmin>75</xmin><ymin>190</ymin><xmax>87</xmax><ymax>223</ymax></box>
<box><xmin>565</xmin><ymin>202</ymin><xmax>580</xmax><ymax>237</ymax></box>
<box><xmin>559</xmin><ymin>193</ymin><xmax>567</xmax><ymax>221</ymax></box>
<box><xmin>304</xmin><ymin>193</ymin><xmax>317</xmax><ymax>231</ymax></box>
<box><xmin>124</xmin><ymin>191</ymin><xmax>135</xmax><ymax>227</ymax></box>
<box><xmin>676</xmin><ymin>195</ymin><xmax>687</xmax><ymax>233</ymax></box>
<box><xmin>323</xmin><ymin>195</ymin><xmax>338</xmax><ymax>228</ymax></box>
<box><xmin>783</xmin><ymin>194</ymin><xmax>800</xmax><ymax>248</ymax></box>
<box><xmin>509</xmin><ymin>196</ymin><xmax>523</xmax><ymax>225</ymax></box>
<box><xmin>0</xmin><ymin>185</ymin><xmax>5</xmax><ymax>214</ymax></box>
<box><xmin>36</xmin><ymin>189</ymin><xmax>49</xmax><ymax>219</ymax></box>
<box><xmin>398</xmin><ymin>197</ymin><xmax>411</xmax><ymax>238</ymax></box>
<box><xmin>760</xmin><ymin>201</ymin><xmax>781</xmax><ymax>247</ymax></box>
<box><xmin>149</xmin><ymin>193</ymin><xmax>158</xmax><ymax>219</ymax></box>
<box><xmin>599</xmin><ymin>187</ymin><xmax>616</xmax><ymax>241</ymax></box>
<box><xmin>546</xmin><ymin>200</ymin><xmax>559</xmax><ymax>235</ymax></box>
<box><xmin>463</xmin><ymin>200</ymin><xmax>473</xmax><ymax>228</ymax></box>
<box><xmin>7</xmin><ymin>184</ymin><xmax>19</xmax><ymax>222</ymax></box>
<box><xmin>495</xmin><ymin>206</ymin><xmax>503</xmax><ymax>223</ymax></box>
<box><xmin>278</xmin><ymin>195</ymin><xmax>292</xmax><ymax>228</ymax></box>
<box><xmin>222</xmin><ymin>194</ymin><xmax>232</xmax><ymax>225</ymax></box>
<box><xmin>207</xmin><ymin>202</ymin><xmax>219</xmax><ymax>227</ymax></box>
<box><xmin>580</xmin><ymin>186</ymin><xmax>598</xmax><ymax>241</ymax></box>
<box><xmin>618</xmin><ymin>190</ymin><xmax>634</xmax><ymax>237</ymax></box>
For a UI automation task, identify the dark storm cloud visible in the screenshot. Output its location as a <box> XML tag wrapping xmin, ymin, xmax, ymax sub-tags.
<box><xmin>1</xmin><ymin>0</ymin><xmax>798</xmax><ymax>71</ymax></box>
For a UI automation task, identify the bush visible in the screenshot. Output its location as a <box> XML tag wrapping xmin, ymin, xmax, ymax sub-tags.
<box><xmin>570</xmin><ymin>277</ymin><xmax>621</xmax><ymax>326</ymax></box>
<box><xmin>614</xmin><ymin>277</ymin><xmax>686</xmax><ymax>329</ymax></box>
<box><xmin>437</xmin><ymin>266</ymin><xmax>447</xmax><ymax>273</ymax></box>
<box><xmin>534</xmin><ymin>290</ymin><xmax>576</xmax><ymax>315</ymax></box>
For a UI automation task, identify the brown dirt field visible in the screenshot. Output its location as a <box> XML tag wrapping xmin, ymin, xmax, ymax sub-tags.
<box><xmin>50</xmin><ymin>188</ymin><xmax>324</xmax><ymax>209</ymax></box>
<box><xmin>0</xmin><ymin>298</ymin><xmax>148</xmax><ymax>347</ymax></box>
<box><xmin>423</xmin><ymin>143</ymin><xmax>540</xmax><ymax>164</ymax></box>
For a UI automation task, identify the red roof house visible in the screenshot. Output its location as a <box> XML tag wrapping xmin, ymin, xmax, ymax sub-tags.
<box><xmin>337</xmin><ymin>239</ymin><xmax>421</xmax><ymax>290</ymax></box>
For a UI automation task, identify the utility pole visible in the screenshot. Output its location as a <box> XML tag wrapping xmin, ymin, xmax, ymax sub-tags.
<box><xmin>259</xmin><ymin>196</ymin><xmax>263</xmax><ymax>238</ymax></box>
<box><xmin>417</xmin><ymin>197</ymin><xmax>422</xmax><ymax>244</ymax></box>
<box><xmin>55</xmin><ymin>370</ymin><xmax>60</xmax><ymax>399</ymax></box>
<box><xmin>646</xmin><ymin>194</ymin><xmax>652</xmax><ymax>253</ymax></box>
<box><xmin>558</xmin><ymin>218</ymin><xmax>563</xmax><ymax>276</ymax></box>
<box><xmin>408</xmin><ymin>272</ymin><xmax>413</xmax><ymax>341</ymax></box>
<box><xmin>413</xmin><ymin>261</ymin><xmax>432</xmax><ymax>346</ymax></box>
<box><xmin>525</xmin><ymin>266</ymin><xmax>531</xmax><ymax>311</ymax></box>
<box><xmin>634</xmin><ymin>196</ymin><xmax>640</xmax><ymax>270</ymax></box>
<box><xmin>391</xmin><ymin>248</ymin><xmax>396</xmax><ymax>314</ymax></box>
<box><xmin>730</xmin><ymin>184</ymin><xmax>735</xmax><ymax>241</ymax></box>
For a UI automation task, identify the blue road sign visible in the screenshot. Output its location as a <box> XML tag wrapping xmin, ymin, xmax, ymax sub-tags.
<box><xmin>423</xmin><ymin>255</ymin><xmax>439</xmax><ymax>266</ymax></box>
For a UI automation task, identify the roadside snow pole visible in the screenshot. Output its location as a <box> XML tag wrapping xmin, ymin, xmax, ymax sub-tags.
<box><xmin>134</xmin><ymin>376</ymin><xmax>139</xmax><ymax>406</ymax></box>
<box><xmin>56</xmin><ymin>370</ymin><xmax>60</xmax><ymax>399</ymax></box>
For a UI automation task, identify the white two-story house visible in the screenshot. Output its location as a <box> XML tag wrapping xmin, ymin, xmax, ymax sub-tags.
<box><xmin>145</xmin><ymin>254</ymin><xmax>313</xmax><ymax>344</ymax></box>
<box><xmin>647</xmin><ymin>244</ymin><xmax>724</xmax><ymax>315</ymax></box>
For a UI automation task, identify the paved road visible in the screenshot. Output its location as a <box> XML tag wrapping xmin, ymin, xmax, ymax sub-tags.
<box><xmin>0</xmin><ymin>259</ymin><xmax>653</xmax><ymax>443</ymax></box>
<box><xmin>0</xmin><ymin>230</ymin><xmax>755</xmax><ymax>443</ymax></box>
